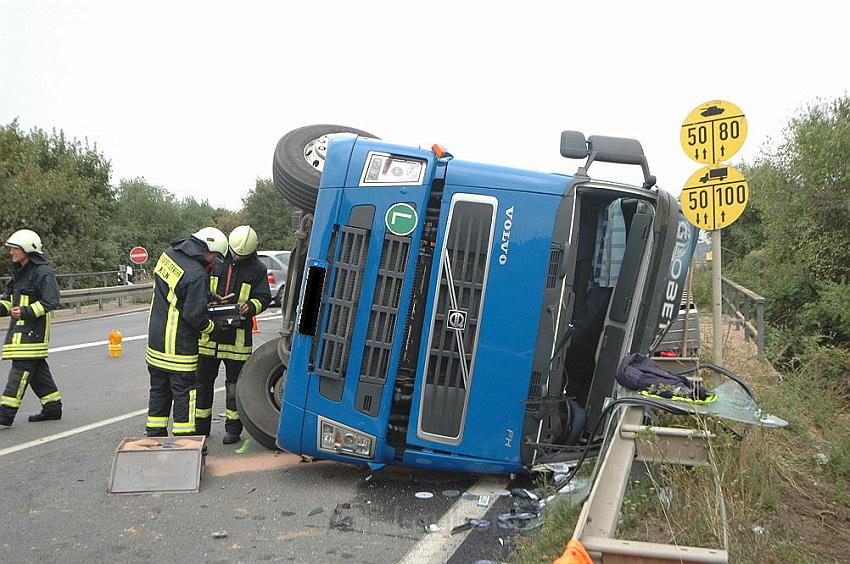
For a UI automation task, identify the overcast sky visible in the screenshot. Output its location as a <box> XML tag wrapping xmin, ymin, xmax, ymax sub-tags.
<box><xmin>2</xmin><ymin>1</ymin><xmax>848</xmax><ymax>211</ymax></box>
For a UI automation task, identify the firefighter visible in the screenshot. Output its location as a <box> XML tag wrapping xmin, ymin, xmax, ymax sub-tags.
<box><xmin>0</xmin><ymin>229</ymin><xmax>62</xmax><ymax>426</ymax></box>
<box><xmin>195</xmin><ymin>225</ymin><xmax>271</xmax><ymax>444</ymax></box>
<box><xmin>145</xmin><ymin>227</ymin><xmax>228</xmax><ymax>437</ymax></box>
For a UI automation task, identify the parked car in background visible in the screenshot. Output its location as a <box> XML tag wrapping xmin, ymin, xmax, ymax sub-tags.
<box><xmin>257</xmin><ymin>250</ymin><xmax>291</xmax><ymax>307</ymax></box>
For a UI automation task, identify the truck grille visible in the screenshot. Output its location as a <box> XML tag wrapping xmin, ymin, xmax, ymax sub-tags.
<box><xmin>419</xmin><ymin>196</ymin><xmax>497</xmax><ymax>442</ymax></box>
<box><xmin>356</xmin><ymin>234</ymin><xmax>410</xmax><ymax>416</ymax></box>
<box><xmin>316</xmin><ymin>225</ymin><xmax>370</xmax><ymax>397</ymax></box>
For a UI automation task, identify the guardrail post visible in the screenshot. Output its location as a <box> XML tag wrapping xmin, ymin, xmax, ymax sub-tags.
<box><xmin>756</xmin><ymin>299</ymin><xmax>765</xmax><ymax>356</ymax></box>
<box><xmin>743</xmin><ymin>297</ymin><xmax>751</xmax><ymax>342</ymax></box>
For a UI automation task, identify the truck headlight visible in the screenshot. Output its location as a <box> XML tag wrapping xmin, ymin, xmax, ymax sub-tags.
<box><xmin>360</xmin><ymin>151</ymin><xmax>426</xmax><ymax>186</ymax></box>
<box><xmin>318</xmin><ymin>417</ymin><xmax>375</xmax><ymax>459</ymax></box>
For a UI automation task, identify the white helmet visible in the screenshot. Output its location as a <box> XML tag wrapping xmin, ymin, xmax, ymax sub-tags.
<box><xmin>229</xmin><ymin>225</ymin><xmax>258</xmax><ymax>256</ymax></box>
<box><xmin>192</xmin><ymin>227</ymin><xmax>228</xmax><ymax>257</ymax></box>
<box><xmin>5</xmin><ymin>229</ymin><xmax>42</xmax><ymax>254</ymax></box>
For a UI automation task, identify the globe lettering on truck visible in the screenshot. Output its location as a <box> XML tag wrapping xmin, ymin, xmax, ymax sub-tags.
<box><xmin>233</xmin><ymin>124</ymin><xmax>776</xmax><ymax>479</ymax></box>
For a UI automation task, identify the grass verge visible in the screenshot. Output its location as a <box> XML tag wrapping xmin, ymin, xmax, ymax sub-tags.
<box><xmin>514</xmin><ymin>319</ymin><xmax>850</xmax><ymax>563</ymax></box>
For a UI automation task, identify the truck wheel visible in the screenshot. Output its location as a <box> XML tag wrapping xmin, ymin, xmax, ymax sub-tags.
<box><xmin>236</xmin><ymin>337</ymin><xmax>287</xmax><ymax>450</ymax></box>
<box><xmin>272</xmin><ymin>124</ymin><xmax>378</xmax><ymax>212</ymax></box>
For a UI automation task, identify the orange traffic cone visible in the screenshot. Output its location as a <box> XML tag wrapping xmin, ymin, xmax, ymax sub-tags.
<box><xmin>252</xmin><ymin>316</ymin><xmax>260</xmax><ymax>333</ymax></box>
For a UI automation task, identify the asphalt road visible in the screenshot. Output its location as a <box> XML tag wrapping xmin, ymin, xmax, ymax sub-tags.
<box><xmin>0</xmin><ymin>309</ymin><xmax>529</xmax><ymax>563</ymax></box>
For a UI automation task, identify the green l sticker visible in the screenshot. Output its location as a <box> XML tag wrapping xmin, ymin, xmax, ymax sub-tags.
<box><xmin>385</xmin><ymin>203</ymin><xmax>418</xmax><ymax>236</ymax></box>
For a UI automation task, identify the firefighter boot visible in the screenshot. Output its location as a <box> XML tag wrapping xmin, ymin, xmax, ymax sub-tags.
<box><xmin>223</xmin><ymin>433</ymin><xmax>241</xmax><ymax>445</ymax></box>
<box><xmin>0</xmin><ymin>411</ymin><xmax>13</xmax><ymax>426</ymax></box>
<box><xmin>28</xmin><ymin>403</ymin><xmax>62</xmax><ymax>422</ymax></box>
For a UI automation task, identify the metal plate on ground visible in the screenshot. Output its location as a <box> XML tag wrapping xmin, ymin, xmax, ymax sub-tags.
<box><xmin>108</xmin><ymin>436</ymin><xmax>206</xmax><ymax>494</ymax></box>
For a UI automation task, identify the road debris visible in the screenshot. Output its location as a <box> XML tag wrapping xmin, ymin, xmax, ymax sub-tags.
<box><xmin>211</xmin><ymin>530</ymin><xmax>228</xmax><ymax>539</ymax></box>
<box><xmin>442</xmin><ymin>489</ymin><xmax>460</xmax><ymax>498</ymax></box>
<box><xmin>451</xmin><ymin>518</ymin><xmax>491</xmax><ymax>534</ymax></box>
<box><xmin>280</xmin><ymin>510</ymin><xmax>296</xmax><ymax>517</ymax></box>
<box><xmin>477</xmin><ymin>495</ymin><xmax>490</xmax><ymax>508</ymax></box>
<box><xmin>414</xmin><ymin>491</ymin><xmax>434</xmax><ymax>499</ymax></box>
<box><xmin>425</xmin><ymin>523</ymin><xmax>441</xmax><ymax>533</ymax></box>
<box><xmin>235</xmin><ymin>439</ymin><xmax>252</xmax><ymax>454</ymax></box>
<box><xmin>329</xmin><ymin>503</ymin><xmax>353</xmax><ymax>531</ymax></box>
<box><xmin>308</xmin><ymin>507</ymin><xmax>324</xmax><ymax>517</ymax></box>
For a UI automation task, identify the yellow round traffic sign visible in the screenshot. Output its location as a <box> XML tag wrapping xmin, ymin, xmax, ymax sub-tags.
<box><xmin>682</xmin><ymin>165</ymin><xmax>749</xmax><ymax>230</ymax></box>
<box><xmin>680</xmin><ymin>100</ymin><xmax>747</xmax><ymax>164</ymax></box>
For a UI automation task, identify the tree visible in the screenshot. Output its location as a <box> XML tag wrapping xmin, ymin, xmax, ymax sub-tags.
<box><xmin>240</xmin><ymin>178</ymin><xmax>298</xmax><ymax>250</ymax></box>
<box><xmin>724</xmin><ymin>96</ymin><xmax>850</xmax><ymax>345</ymax></box>
<box><xmin>0</xmin><ymin>120</ymin><xmax>115</xmax><ymax>275</ymax></box>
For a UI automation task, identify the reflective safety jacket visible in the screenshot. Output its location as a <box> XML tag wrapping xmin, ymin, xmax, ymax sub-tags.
<box><xmin>146</xmin><ymin>240</ymin><xmax>215</xmax><ymax>372</ymax></box>
<box><xmin>200</xmin><ymin>253</ymin><xmax>271</xmax><ymax>361</ymax></box>
<box><xmin>0</xmin><ymin>254</ymin><xmax>60</xmax><ymax>360</ymax></box>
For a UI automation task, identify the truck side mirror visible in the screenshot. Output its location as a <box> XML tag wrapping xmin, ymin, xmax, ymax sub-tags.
<box><xmin>560</xmin><ymin>130</ymin><xmax>590</xmax><ymax>159</ymax></box>
<box><xmin>560</xmin><ymin>130</ymin><xmax>657</xmax><ymax>189</ymax></box>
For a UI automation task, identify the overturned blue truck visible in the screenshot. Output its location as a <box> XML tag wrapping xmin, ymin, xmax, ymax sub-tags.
<box><xmin>235</xmin><ymin>125</ymin><xmax>700</xmax><ymax>474</ymax></box>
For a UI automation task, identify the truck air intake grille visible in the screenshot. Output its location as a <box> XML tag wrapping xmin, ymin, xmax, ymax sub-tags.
<box><xmin>527</xmin><ymin>370</ymin><xmax>543</xmax><ymax>413</ymax></box>
<box><xmin>419</xmin><ymin>196</ymin><xmax>496</xmax><ymax>442</ymax></box>
<box><xmin>356</xmin><ymin>234</ymin><xmax>411</xmax><ymax>416</ymax></box>
<box><xmin>546</xmin><ymin>245</ymin><xmax>563</xmax><ymax>289</ymax></box>
<box><xmin>361</xmin><ymin>235</ymin><xmax>410</xmax><ymax>382</ymax></box>
<box><xmin>316</xmin><ymin>226</ymin><xmax>370</xmax><ymax>386</ymax></box>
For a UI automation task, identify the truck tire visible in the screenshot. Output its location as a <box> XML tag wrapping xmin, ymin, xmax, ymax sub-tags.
<box><xmin>272</xmin><ymin>124</ymin><xmax>378</xmax><ymax>212</ymax></box>
<box><xmin>236</xmin><ymin>337</ymin><xmax>287</xmax><ymax>450</ymax></box>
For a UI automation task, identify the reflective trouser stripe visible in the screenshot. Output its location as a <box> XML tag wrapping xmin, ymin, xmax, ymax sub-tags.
<box><xmin>146</xmin><ymin>416</ymin><xmax>168</xmax><ymax>428</ymax></box>
<box><xmin>173</xmin><ymin>389</ymin><xmax>197</xmax><ymax>434</ymax></box>
<box><xmin>195</xmin><ymin>407</ymin><xmax>212</xmax><ymax>419</ymax></box>
<box><xmin>1</xmin><ymin>396</ymin><xmax>21</xmax><ymax>408</ymax></box>
<box><xmin>17</xmin><ymin>370</ymin><xmax>30</xmax><ymax>399</ymax></box>
<box><xmin>1</xmin><ymin>370</ymin><xmax>30</xmax><ymax>408</ymax></box>
<box><xmin>225</xmin><ymin>409</ymin><xmax>239</xmax><ymax>421</ymax></box>
<box><xmin>39</xmin><ymin>391</ymin><xmax>61</xmax><ymax>405</ymax></box>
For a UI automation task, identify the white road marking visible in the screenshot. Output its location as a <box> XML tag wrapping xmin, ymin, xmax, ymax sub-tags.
<box><xmin>0</xmin><ymin>386</ymin><xmax>226</xmax><ymax>458</ymax></box>
<box><xmin>47</xmin><ymin>313</ymin><xmax>279</xmax><ymax>353</ymax></box>
<box><xmin>48</xmin><ymin>334</ymin><xmax>146</xmax><ymax>353</ymax></box>
<box><xmin>398</xmin><ymin>475</ymin><xmax>509</xmax><ymax>564</ymax></box>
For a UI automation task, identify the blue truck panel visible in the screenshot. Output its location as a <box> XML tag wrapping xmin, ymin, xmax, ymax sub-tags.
<box><xmin>273</xmin><ymin>130</ymin><xmax>695</xmax><ymax>474</ymax></box>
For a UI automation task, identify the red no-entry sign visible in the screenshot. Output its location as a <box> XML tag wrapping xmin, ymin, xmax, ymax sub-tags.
<box><xmin>129</xmin><ymin>246</ymin><xmax>149</xmax><ymax>264</ymax></box>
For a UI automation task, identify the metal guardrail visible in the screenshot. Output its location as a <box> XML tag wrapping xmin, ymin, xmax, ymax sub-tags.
<box><xmin>721</xmin><ymin>276</ymin><xmax>765</xmax><ymax>355</ymax></box>
<box><xmin>60</xmin><ymin>283</ymin><xmax>153</xmax><ymax>313</ymax></box>
<box><xmin>1</xmin><ymin>267</ymin><xmax>148</xmax><ymax>290</ymax></box>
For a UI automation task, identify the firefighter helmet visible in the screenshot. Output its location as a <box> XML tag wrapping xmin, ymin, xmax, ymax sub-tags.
<box><xmin>5</xmin><ymin>229</ymin><xmax>42</xmax><ymax>254</ymax></box>
<box><xmin>192</xmin><ymin>227</ymin><xmax>228</xmax><ymax>257</ymax></box>
<box><xmin>228</xmin><ymin>225</ymin><xmax>258</xmax><ymax>256</ymax></box>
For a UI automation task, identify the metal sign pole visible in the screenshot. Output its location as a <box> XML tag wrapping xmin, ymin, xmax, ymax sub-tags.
<box><xmin>712</xmin><ymin>229</ymin><xmax>723</xmax><ymax>365</ymax></box>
